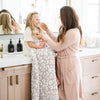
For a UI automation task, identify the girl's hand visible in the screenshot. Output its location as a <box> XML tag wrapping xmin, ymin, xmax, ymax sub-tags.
<box><xmin>40</xmin><ymin>23</ymin><xmax>49</xmax><ymax>32</ymax></box>
<box><xmin>35</xmin><ymin>33</ymin><xmax>43</xmax><ymax>40</ymax></box>
<box><xmin>39</xmin><ymin>40</ymin><xmax>46</xmax><ymax>48</ymax></box>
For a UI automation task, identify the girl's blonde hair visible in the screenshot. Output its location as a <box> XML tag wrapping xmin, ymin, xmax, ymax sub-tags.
<box><xmin>25</xmin><ymin>12</ymin><xmax>42</xmax><ymax>35</ymax></box>
<box><xmin>0</xmin><ymin>13</ymin><xmax>13</xmax><ymax>34</ymax></box>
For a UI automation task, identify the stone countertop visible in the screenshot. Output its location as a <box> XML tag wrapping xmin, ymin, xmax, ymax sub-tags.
<box><xmin>0</xmin><ymin>48</ymin><xmax>100</xmax><ymax>68</ymax></box>
<box><xmin>78</xmin><ymin>48</ymin><xmax>100</xmax><ymax>58</ymax></box>
<box><xmin>0</xmin><ymin>53</ymin><xmax>32</xmax><ymax>68</ymax></box>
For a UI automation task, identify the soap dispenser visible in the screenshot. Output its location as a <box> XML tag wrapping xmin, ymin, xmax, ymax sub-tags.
<box><xmin>8</xmin><ymin>39</ymin><xmax>14</xmax><ymax>53</ymax></box>
<box><xmin>17</xmin><ymin>38</ymin><xmax>23</xmax><ymax>52</ymax></box>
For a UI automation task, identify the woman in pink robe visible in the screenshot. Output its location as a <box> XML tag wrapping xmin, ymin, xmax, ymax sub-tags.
<box><xmin>36</xmin><ymin>6</ymin><xmax>82</xmax><ymax>100</ymax></box>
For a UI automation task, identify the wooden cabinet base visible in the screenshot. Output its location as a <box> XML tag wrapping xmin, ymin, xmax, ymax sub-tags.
<box><xmin>0</xmin><ymin>64</ymin><xmax>31</xmax><ymax>100</ymax></box>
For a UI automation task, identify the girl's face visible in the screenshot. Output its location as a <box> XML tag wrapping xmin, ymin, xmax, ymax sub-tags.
<box><xmin>32</xmin><ymin>14</ymin><xmax>40</xmax><ymax>27</ymax></box>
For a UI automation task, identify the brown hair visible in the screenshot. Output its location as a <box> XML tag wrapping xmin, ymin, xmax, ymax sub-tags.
<box><xmin>58</xmin><ymin>6</ymin><xmax>82</xmax><ymax>45</ymax></box>
<box><xmin>0</xmin><ymin>13</ymin><xmax>13</xmax><ymax>34</ymax></box>
<box><xmin>25</xmin><ymin>12</ymin><xmax>42</xmax><ymax>35</ymax></box>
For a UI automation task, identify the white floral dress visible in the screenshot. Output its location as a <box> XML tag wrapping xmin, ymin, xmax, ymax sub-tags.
<box><xmin>31</xmin><ymin>47</ymin><xmax>59</xmax><ymax>100</ymax></box>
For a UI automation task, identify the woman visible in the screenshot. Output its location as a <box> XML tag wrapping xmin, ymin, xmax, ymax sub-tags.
<box><xmin>36</xmin><ymin>6</ymin><xmax>82</xmax><ymax>100</ymax></box>
<box><xmin>0</xmin><ymin>9</ymin><xmax>21</xmax><ymax>33</ymax></box>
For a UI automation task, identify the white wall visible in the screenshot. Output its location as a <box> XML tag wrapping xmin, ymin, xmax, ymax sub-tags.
<box><xmin>0</xmin><ymin>34</ymin><xmax>23</xmax><ymax>53</ymax></box>
<box><xmin>0</xmin><ymin>0</ymin><xmax>3</xmax><ymax>10</ymax></box>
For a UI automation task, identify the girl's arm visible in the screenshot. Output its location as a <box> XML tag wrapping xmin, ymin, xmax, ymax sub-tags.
<box><xmin>27</xmin><ymin>41</ymin><xmax>45</xmax><ymax>49</ymax></box>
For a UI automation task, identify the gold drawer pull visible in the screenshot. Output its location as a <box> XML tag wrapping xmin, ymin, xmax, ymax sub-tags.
<box><xmin>1</xmin><ymin>68</ymin><xmax>4</xmax><ymax>71</ymax></box>
<box><xmin>10</xmin><ymin>76</ymin><xmax>13</xmax><ymax>86</ymax></box>
<box><xmin>91</xmin><ymin>59</ymin><xmax>98</xmax><ymax>62</ymax></box>
<box><xmin>91</xmin><ymin>76</ymin><xmax>98</xmax><ymax>79</ymax></box>
<box><xmin>16</xmin><ymin>75</ymin><xmax>19</xmax><ymax>85</ymax></box>
<box><xmin>91</xmin><ymin>92</ymin><xmax>98</xmax><ymax>95</ymax></box>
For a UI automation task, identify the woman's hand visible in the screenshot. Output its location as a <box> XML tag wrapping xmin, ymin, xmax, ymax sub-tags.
<box><xmin>40</xmin><ymin>23</ymin><xmax>49</xmax><ymax>32</ymax></box>
<box><xmin>56</xmin><ymin>78</ymin><xmax>60</xmax><ymax>86</ymax></box>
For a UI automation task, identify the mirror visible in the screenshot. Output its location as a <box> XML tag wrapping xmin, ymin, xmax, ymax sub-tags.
<box><xmin>0</xmin><ymin>0</ymin><xmax>34</xmax><ymax>35</ymax></box>
<box><xmin>0</xmin><ymin>0</ymin><xmax>67</xmax><ymax>35</ymax></box>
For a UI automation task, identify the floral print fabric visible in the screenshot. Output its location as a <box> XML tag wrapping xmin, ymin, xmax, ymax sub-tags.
<box><xmin>31</xmin><ymin>47</ymin><xmax>59</xmax><ymax>100</ymax></box>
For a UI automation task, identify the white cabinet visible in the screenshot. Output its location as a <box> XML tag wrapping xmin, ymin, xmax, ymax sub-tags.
<box><xmin>81</xmin><ymin>55</ymin><xmax>100</xmax><ymax>100</ymax></box>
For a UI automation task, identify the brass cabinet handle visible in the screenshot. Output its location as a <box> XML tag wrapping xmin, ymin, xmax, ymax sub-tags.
<box><xmin>16</xmin><ymin>75</ymin><xmax>19</xmax><ymax>85</ymax></box>
<box><xmin>91</xmin><ymin>92</ymin><xmax>98</xmax><ymax>95</ymax></box>
<box><xmin>10</xmin><ymin>76</ymin><xmax>13</xmax><ymax>86</ymax></box>
<box><xmin>91</xmin><ymin>59</ymin><xmax>98</xmax><ymax>62</ymax></box>
<box><xmin>91</xmin><ymin>75</ymin><xmax>98</xmax><ymax>79</ymax></box>
<box><xmin>1</xmin><ymin>68</ymin><xmax>4</xmax><ymax>71</ymax></box>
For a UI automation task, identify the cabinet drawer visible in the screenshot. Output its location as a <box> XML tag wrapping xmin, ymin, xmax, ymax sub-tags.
<box><xmin>14</xmin><ymin>64</ymin><xmax>31</xmax><ymax>75</ymax></box>
<box><xmin>81</xmin><ymin>57</ymin><xmax>100</xmax><ymax>75</ymax></box>
<box><xmin>82</xmin><ymin>89</ymin><xmax>100</xmax><ymax>100</ymax></box>
<box><xmin>83</xmin><ymin>73</ymin><xmax>100</xmax><ymax>92</ymax></box>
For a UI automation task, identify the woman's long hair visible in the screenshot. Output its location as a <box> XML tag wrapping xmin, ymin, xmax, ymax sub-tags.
<box><xmin>25</xmin><ymin>12</ymin><xmax>42</xmax><ymax>35</ymax></box>
<box><xmin>0</xmin><ymin>13</ymin><xmax>13</xmax><ymax>34</ymax></box>
<box><xmin>58</xmin><ymin>6</ymin><xmax>82</xmax><ymax>45</ymax></box>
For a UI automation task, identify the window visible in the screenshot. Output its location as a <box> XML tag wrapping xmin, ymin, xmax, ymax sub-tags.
<box><xmin>34</xmin><ymin>0</ymin><xmax>66</xmax><ymax>32</ymax></box>
<box><xmin>88</xmin><ymin>0</ymin><xmax>100</xmax><ymax>33</ymax></box>
<box><xmin>71</xmin><ymin>0</ymin><xmax>100</xmax><ymax>34</ymax></box>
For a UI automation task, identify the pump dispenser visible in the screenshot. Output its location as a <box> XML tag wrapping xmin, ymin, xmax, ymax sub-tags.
<box><xmin>17</xmin><ymin>38</ymin><xmax>23</xmax><ymax>52</ymax></box>
<box><xmin>8</xmin><ymin>39</ymin><xmax>14</xmax><ymax>53</ymax></box>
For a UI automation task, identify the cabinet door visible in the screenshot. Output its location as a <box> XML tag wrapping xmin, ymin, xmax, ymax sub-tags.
<box><xmin>14</xmin><ymin>65</ymin><xmax>31</xmax><ymax>100</ymax></box>
<box><xmin>81</xmin><ymin>56</ymin><xmax>100</xmax><ymax>75</ymax></box>
<box><xmin>83</xmin><ymin>73</ymin><xmax>100</xmax><ymax>92</ymax></box>
<box><xmin>82</xmin><ymin>89</ymin><xmax>100</xmax><ymax>100</ymax></box>
<box><xmin>6</xmin><ymin>67</ymin><xmax>15</xmax><ymax>100</ymax></box>
<box><xmin>0</xmin><ymin>69</ymin><xmax>7</xmax><ymax>100</ymax></box>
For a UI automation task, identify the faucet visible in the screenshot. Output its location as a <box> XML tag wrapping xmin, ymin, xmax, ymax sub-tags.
<box><xmin>0</xmin><ymin>44</ymin><xmax>3</xmax><ymax>58</ymax></box>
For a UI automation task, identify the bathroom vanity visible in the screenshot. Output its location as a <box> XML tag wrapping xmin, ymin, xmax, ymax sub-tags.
<box><xmin>0</xmin><ymin>48</ymin><xmax>100</xmax><ymax>100</ymax></box>
<box><xmin>80</xmin><ymin>49</ymin><xmax>100</xmax><ymax>100</ymax></box>
<box><xmin>0</xmin><ymin>64</ymin><xmax>31</xmax><ymax>100</ymax></box>
<box><xmin>0</xmin><ymin>54</ymin><xmax>32</xmax><ymax>100</ymax></box>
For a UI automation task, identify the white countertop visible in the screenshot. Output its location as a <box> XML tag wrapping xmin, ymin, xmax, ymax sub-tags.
<box><xmin>0</xmin><ymin>48</ymin><xmax>100</xmax><ymax>68</ymax></box>
<box><xmin>0</xmin><ymin>52</ymin><xmax>32</xmax><ymax>68</ymax></box>
<box><xmin>78</xmin><ymin>48</ymin><xmax>100</xmax><ymax>58</ymax></box>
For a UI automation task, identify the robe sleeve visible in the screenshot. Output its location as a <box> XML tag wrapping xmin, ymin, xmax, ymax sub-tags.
<box><xmin>43</xmin><ymin>29</ymin><xmax>80</xmax><ymax>52</ymax></box>
<box><xmin>46</xmin><ymin>30</ymin><xmax>57</xmax><ymax>42</ymax></box>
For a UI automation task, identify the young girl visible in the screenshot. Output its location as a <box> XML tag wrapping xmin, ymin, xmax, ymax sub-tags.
<box><xmin>0</xmin><ymin>9</ymin><xmax>21</xmax><ymax>33</ymax></box>
<box><xmin>36</xmin><ymin>6</ymin><xmax>82</xmax><ymax>100</ymax></box>
<box><xmin>0</xmin><ymin>13</ymin><xmax>14</xmax><ymax>34</ymax></box>
<box><xmin>24</xmin><ymin>12</ymin><xmax>59</xmax><ymax>100</ymax></box>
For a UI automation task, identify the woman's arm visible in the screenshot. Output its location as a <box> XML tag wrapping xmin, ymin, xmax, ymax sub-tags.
<box><xmin>41</xmin><ymin>23</ymin><xmax>57</xmax><ymax>42</ymax></box>
<box><xmin>46</xmin><ymin>29</ymin><xmax>57</xmax><ymax>42</ymax></box>
<box><xmin>43</xmin><ymin>29</ymin><xmax>80</xmax><ymax>52</ymax></box>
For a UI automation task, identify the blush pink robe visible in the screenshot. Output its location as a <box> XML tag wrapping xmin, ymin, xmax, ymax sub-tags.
<box><xmin>43</xmin><ymin>28</ymin><xmax>82</xmax><ymax>100</ymax></box>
